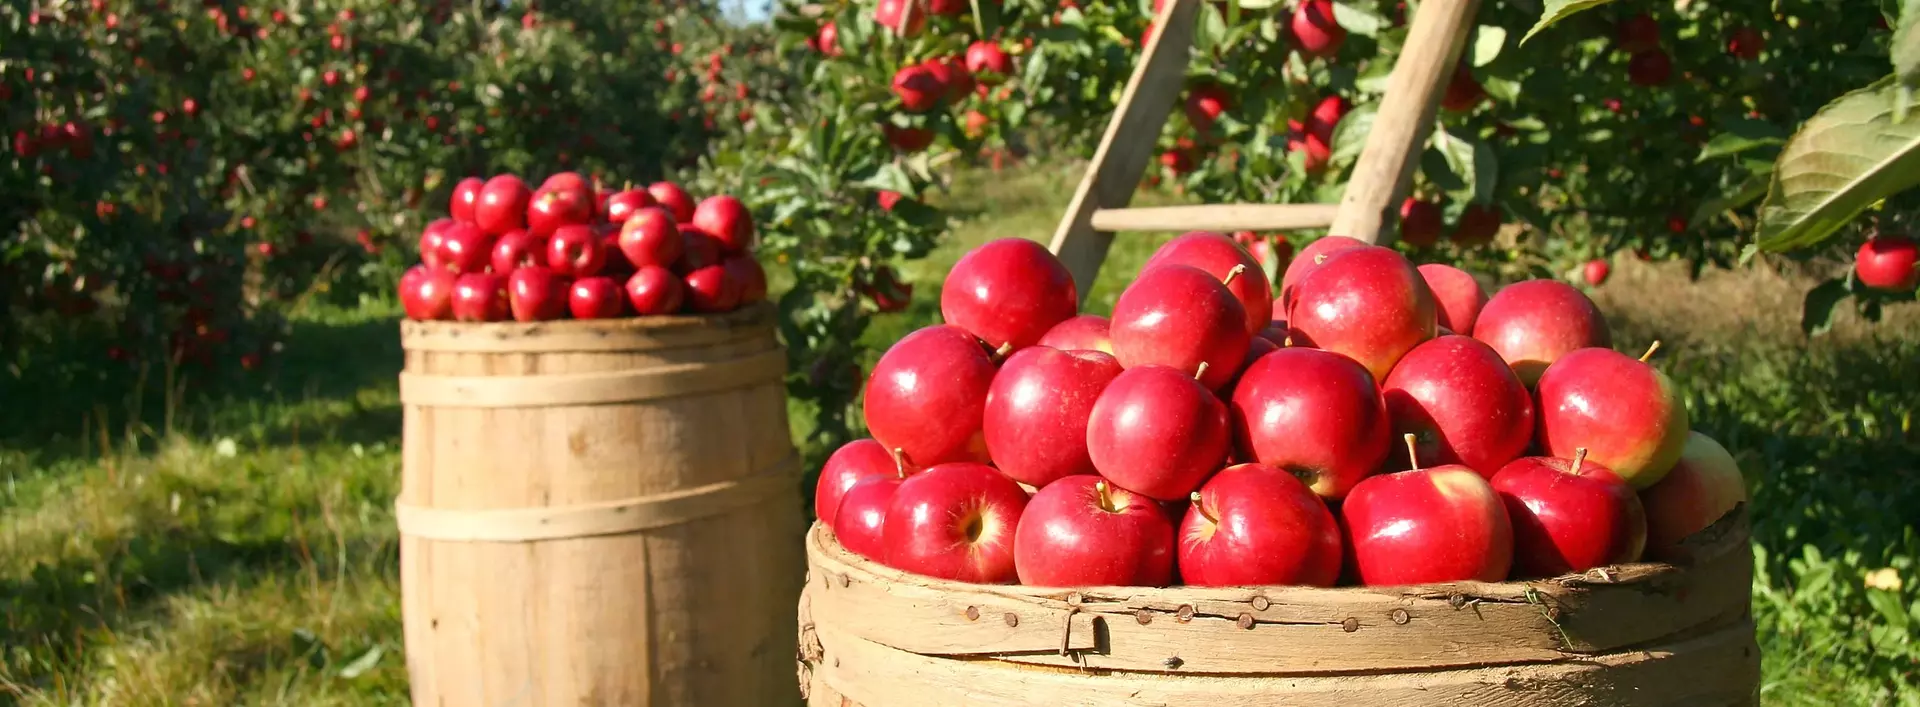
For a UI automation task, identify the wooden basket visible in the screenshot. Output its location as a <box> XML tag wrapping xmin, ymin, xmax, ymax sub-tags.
<box><xmin>399</xmin><ymin>303</ymin><xmax>803</xmax><ymax>706</ymax></box>
<box><xmin>795</xmin><ymin>507</ymin><xmax>1759</xmax><ymax>706</ymax></box>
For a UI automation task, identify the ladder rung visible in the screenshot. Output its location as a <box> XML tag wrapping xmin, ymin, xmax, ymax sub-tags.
<box><xmin>1089</xmin><ymin>204</ymin><xmax>1340</xmax><ymax>233</ymax></box>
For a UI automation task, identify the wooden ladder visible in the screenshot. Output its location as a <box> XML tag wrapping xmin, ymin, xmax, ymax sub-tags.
<box><xmin>1048</xmin><ymin>0</ymin><xmax>1484</xmax><ymax>295</ymax></box>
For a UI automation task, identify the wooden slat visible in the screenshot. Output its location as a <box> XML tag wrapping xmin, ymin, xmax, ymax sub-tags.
<box><xmin>1328</xmin><ymin>0</ymin><xmax>1486</xmax><ymax>243</ymax></box>
<box><xmin>1090</xmin><ymin>204</ymin><xmax>1340</xmax><ymax>233</ymax></box>
<box><xmin>1047</xmin><ymin>0</ymin><xmax>1202</xmax><ymax>300</ymax></box>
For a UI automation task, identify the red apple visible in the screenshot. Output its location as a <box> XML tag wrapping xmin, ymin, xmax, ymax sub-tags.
<box><xmin>1640</xmin><ymin>432</ymin><xmax>1747</xmax><ymax>559</ymax></box>
<box><xmin>862</xmin><ymin>266</ymin><xmax>914</xmax><ymax>313</ymax></box>
<box><xmin>1535</xmin><ymin>344</ymin><xmax>1690</xmax><ymax>488</ymax></box>
<box><xmin>1179</xmin><ymin>463</ymin><xmax>1342</xmax><ymax>586</ymax></box>
<box><xmin>526</xmin><ymin>186</ymin><xmax>595</xmax><ymax>239</ymax></box>
<box><xmin>451</xmin><ymin>272</ymin><xmax>509</xmax><ymax>322</ymax></box>
<box><xmin>1856</xmin><ymin>234</ymin><xmax>1919</xmax><ymax>291</ymax></box>
<box><xmin>418</xmin><ymin>218</ymin><xmax>455</xmax><ymax>270</ymax></box>
<box><xmin>964</xmin><ymin>40</ymin><xmax>1012</xmax><ymax>78</ymax></box>
<box><xmin>881</xmin><ymin>462</ymin><xmax>1029</xmax><ymax>583</ymax></box>
<box><xmin>1291</xmin><ymin>0</ymin><xmax>1345</xmax><ymax>58</ymax></box>
<box><xmin>1305</xmin><ymin>95</ymin><xmax>1349</xmax><ymax>140</ymax></box>
<box><xmin>1382</xmin><ymin>335</ymin><xmax>1535</xmax><ymax>476</ymax></box>
<box><xmin>1493</xmin><ymin>449</ymin><xmax>1646</xmax><ymax>577</ymax></box>
<box><xmin>541</xmin><ymin>172</ymin><xmax>591</xmax><ymax>193</ymax></box>
<box><xmin>1628</xmin><ymin>49</ymin><xmax>1672</xmax><ymax>87</ymax></box>
<box><xmin>984</xmin><ymin>346</ymin><xmax>1123</xmax><ymax>488</ymax></box>
<box><xmin>1086</xmin><ymin>364</ymin><xmax>1231</xmax><ymax>501</ymax></box>
<box><xmin>1111</xmin><ymin>264</ymin><xmax>1250</xmax><ymax>391</ymax></box>
<box><xmin>1343</xmin><ymin>436</ymin><xmax>1515</xmax><ymax>585</ymax></box>
<box><xmin>490</xmin><ymin>229</ymin><xmax>544</xmax><ymax>274</ymax></box>
<box><xmin>1399</xmin><ymin>197</ymin><xmax>1443</xmax><ymax>248</ymax></box>
<box><xmin>1584</xmin><ymin>259</ymin><xmax>1612</xmax><ymax>287</ymax></box>
<box><xmin>547</xmin><ymin>224</ymin><xmax>607</xmax><ymax>277</ymax></box>
<box><xmin>692</xmin><ymin>195</ymin><xmax>754</xmax><ymax>254</ymax></box>
<box><xmin>1416</xmin><ymin>263</ymin><xmax>1488</xmax><ymax>334</ymax></box>
<box><xmin>835</xmin><ymin>474</ymin><xmax>905</xmax><ymax>562</ymax></box>
<box><xmin>646</xmin><ymin>181</ymin><xmax>697</xmax><ymax>223</ymax></box>
<box><xmin>1035</xmin><ymin>314</ymin><xmax>1113</xmax><ymax>354</ymax></box>
<box><xmin>892</xmin><ymin>64</ymin><xmax>944</xmax><ymax>113</ymax></box>
<box><xmin>1230</xmin><ymin>347</ymin><xmax>1391</xmax><ymax>499</ymax></box>
<box><xmin>1616</xmin><ymin>12</ymin><xmax>1660</xmax><ymax>52</ymax></box>
<box><xmin>682</xmin><ymin>265</ymin><xmax>741</xmax><ymax>313</ymax></box>
<box><xmin>1285</xmin><ymin>245</ymin><xmax>1437</xmax><ymax>382</ymax></box>
<box><xmin>678</xmin><ymin>225</ymin><xmax>725</xmax><ymax>273</ymax></box>
<box><xmin>863</xmin><ymin>325</ymin><xmax>998</xmax><ymax>467</ymax></box>
<box><xmin>1726</xmin><ymin>26</ymin><xmax>1764</xmax><ymax>61</ymax></box>
<box><xmin>873</xmin><ymin>0</ymin><xmax>926</xmax><ymax>37</ymax></box>
<box><xmin>437</xmin><ymin>221</ymin><xmax>494</xmax><ymax>275</ymax></box>
<box><xmin>625</xmin><ymin>265</ymin><xmax>685</xmax><ymax>315</ymax></box>
<box><xmin>617</xmin><ymin>207</ymin><xmax>684</xmax><ymax>269</ymax></box>
<box><xmin>1142</xmin><ymin>231</ymin><xmax>1272</xmax><ymax>336</ymax></box>
<box><xmin>940</xmin><ymin>238</ymin><xmax>1079</xmax><ymax>352</ymax></box>
<box><xmin>475</xmin><ymin>174</ymin><xmax>532</xmax><ymax>235</ymax></box>
<box><xmin>400</xmin><ymin>265</ymin><xmax>456</xmax><ymax>320</ymax></box>
<box><xmin>1013</xmin><ymin>476</ymin><xmax>1173</xmax><ymax>586</ymax></box>
<box><xmin>724</xmin><ymin>255</ymin><xmax>768</xmax><ymax>305</ymax></box>
<box><xmin>1450</xmin><ymin>204</ymin><xmax>1502</xmax><ymax>246</ymax></box>
<box><xmin>602</xmin><ymin>188</ymin><xmax>657</xmax><ymax>225</ymax></box>
<box><xmin>568</xmin><ymin>276</ymin><xmax>626</xmax><ymax>319</ymax></box>
<box><xmin>1471</xmin><ymin>279</ymin><xmax>1611</xmax><ymax>385</ymax></box>
<box><xmin>1278</xmin><ymin>235</ymin><xmax>1364</xmax><ymax>309</ymax></box>
<box><xmin>449</xmin><ymin>176</ymin><xmax>484</xmax><ymax>223</ymax></box>
<box><xmin>506</xmin><ymin>266</ymin><xmax>568</xmax><ymax>322</ymax></box>
<box><xmin>1440</xmin><ymin>66</ymin><xmax>1488</xmax><ymax>112</ymax></box>
<box><xmin>816</xmin><ymin>438</ymin><xmax>903</xmax><ymax>527</ymax></box>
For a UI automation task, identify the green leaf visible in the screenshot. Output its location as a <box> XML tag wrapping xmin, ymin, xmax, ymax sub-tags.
<box><xmin>1866</xmin><ymin>588</ymin><xmax>1913</xmax><ymax>629</ymax></box>
<box><xmin>1696</xmin><ymin>119</ymin><xmax>1789</xmax><ymax>162</ymax></box>
<box><xmin>1800</xmin><ymin>278</ymin><xmax>1849</xmax><ymax>337</ymax></box>
<box><xmin>1471</xmin><ymin>140</ymin><xmax>1499</xmax><ymax>203</ymax></box>
<box><xmin>1757</xmin><ymin>78</ymin><xmax>1920</xmax><ymax>252</ymax></box>
<box><xmin>1691</xmin><ymin>172</ymin><xmax>1770</xmax><ymax>226</ymax></box>
<box><xmin>337</xmin><ymin>644</ymin><xmax>386</xmax><ymax>679</ymax></box>
<box><xmin>1519</xmin><ymin>0</ymin><xmax>1617</xmax><ymax>46</ymax></box>
<box><xmin>1430</xmin><ymin>125</ymin><xmax>1477</xmax><ymax>195</ymax></box>
<box><xmin>1332</xmin><ymin>2</ymin><xmax>1386</xmax><ymax>39</ymax></box>
<box><xmin>1471</xmin><ymin>26</ymin><xmax>1508</xmax><ymax>67</ymax></box>
<box><xmin>1330</xmin><ymin>103</ymin><xmax>1379</xmax><ymax>166</ymax></box>
<box><xmin>1894</xmin><ymin>0</ymin><xmax>1920</xmax><ymax>103</ymax></box>
<box><xmin>1239</xmin><ymin>0</ymin><xmax>1285</xmax><ymax>9</ymax></box>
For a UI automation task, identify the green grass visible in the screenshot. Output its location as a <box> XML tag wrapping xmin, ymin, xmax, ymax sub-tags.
<box><xmin>3</xmin><ymin>165</ymin><xmax>1917</xmax><ymax>705</ymax></box>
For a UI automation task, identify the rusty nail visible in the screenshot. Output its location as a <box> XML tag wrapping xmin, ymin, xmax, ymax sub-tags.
<box><xmin>1163</xmin><ymin>656</ymin><xmax>1184</xmax><ymax>670</ymax></box>
<box><xmin>1004</xmin><ymin>612</ymin><xmax>1019</xmax><ymax>627</ymax></box>
<box><xmin>1236</xmin><ymin>613</ymin><xmax>1255</xmax><ymax>630</ymax></box>
<box><xmin>965</xmin><ymin>606</ymin><xmax>980</xmax><ymax>621</ymax></box>
<box><xmin>1250</xmin><ymin>595</ymin><xmax>1271</xmax><ymax>611</ymax></box>
<box><xmin>1449</xmin><ymin>593</ymin><xmax>1468</xmax><ymax>609</ymax></box>
<box><xmin>1135</xmin><ymin>610</ymin><xmax>1153</xmax><ymax>625</ymax></box>
<box><xmin>1342</xmin><ymin>617</ymin><xmax>1360</xmax><ymax>633</ymax></box>
<box><xmin>1390</xmin><ymin>609</ymin><xmax>1410</xmax><ymax>625</ymax></box>
<box><xmin>1175</xmin><ymin>605</ymin><xmax>1195</xmax><ymax>623</ymax></box>
<box><xmin>833</xmin><ymin>657</ymin><xmax>840</xmax><ymax>667</ymax></box>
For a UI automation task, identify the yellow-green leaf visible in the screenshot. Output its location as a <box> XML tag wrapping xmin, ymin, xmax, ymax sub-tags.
<box><xmin>1518</xmin><ymin>0</ymin><xmax>1616</xmax><ymax>47</ymax></box>
<box><xmin>1757</xmin><ymin>77</ymin><xmax>1920</xmax><ymax>252</ymax></box>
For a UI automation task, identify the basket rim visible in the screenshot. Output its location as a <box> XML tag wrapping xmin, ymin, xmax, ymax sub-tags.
<box><xmin>398</xmin><ymin>300</ymin><xmax>776</xmax><ymax>351</ymax></box>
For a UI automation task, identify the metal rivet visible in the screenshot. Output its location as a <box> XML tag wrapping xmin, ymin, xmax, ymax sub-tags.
<box><xmin>1163</xmin><ymin>656</ymin><xmax>1184</xmax><ymax>670</ymax></box>
<box><xmin>1004</xmin><ymin>613</ymin><xmax>1019</xmax><ymax>627</ymax></box>
<box><xmin>1175</xmin><ymin>605</ymin><xmax>1195</xmax><ymax>623</ymax></box>
<box><xmin>839</xmin><ymin>574</ymin><xmax>851</xmax><ymax>588</ymax></box>
<box><xmin>1342</xmin><ymin>617</ymin><xmax>1360</xmax><ymax>633</ymax></box>
<box><xmin>1067</xmin><ymin>592</ymin><xmax>1084</xmax><ymax>606</ymax></box>
<box><xmin>1135</xmin><ymin>610</ymin><xmax>1153</xmax><ymax>625</ymax></box>
<box><xmin>965</xmin><ymin>606</ymin><xmax>980</xmax><ymax>621</ymax></box>
<box><xmin>1449</xmin><ymin>593</ymin><xmax>1468</xmax><ymax>609</ymax></box>
<box><xmin>1236</xmin><ymin>613</ymin><xmax>1255</xmax><ymax>630</ymax></box>
<box><xmin>1390</xmin><ymin>609</ymin><xmax>1410</xmax><ymax>625</ymax></box>
<box><xmin>1250</xmin><ymin>596</ymin><xmax>1271</xmax><ymax>611</ymax></box>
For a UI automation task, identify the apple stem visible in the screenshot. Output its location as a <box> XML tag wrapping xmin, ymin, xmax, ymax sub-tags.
<box><xmin>1314</xmin><ymin>253</ymin><xmax>1331</xmax><ymax>265</ymax></box>
<box><xmin>991</xmin><ymin>341</ymin><xmax>1014</xmax><ymax>363</ymax></box>
<box><xmin>1571</xmin><ymin>447</ymin><xmax>1588</xmax><ymax>475</ymax></box>
<box><xmin>1403</xmin><ymin>433</ymin><xmax>1421</xmax><ymax>470</ymax></box>
<box><xmin>1639</xmin><ymin>340</ymin><xmax>1662</xmax><ymax>363</ymax></box>
<box><xmin>890</xmin><ymin>447</ymin><xmax>911</xmax><ymax>479</ymax></box>
<box><xmin>1095</xmin><ymin>480</ymin><xmax>1117</xmax><ymax>513</ymax></box>
<box><xmin>1194</xmin><ymin>361</ymin><xmax>1211</xmax><ymax>381</ymax></box>
<box><xmin>1221</xmin><ymin>264</ymin><xmax>1248</xmax><ymax>287</ymax></box>
<box><xmin>1189</xmin><ymin>491</ymin><xmax>1217</xmax><ymax>523</ymax></box>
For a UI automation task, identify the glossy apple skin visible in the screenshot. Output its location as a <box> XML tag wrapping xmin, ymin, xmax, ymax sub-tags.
<box><xmin>400</xmin><ymin>265</ymin><xmax>456</xmax><ymax>320</ymax></box>
<box><xmin>835</xmin><ymin>475</ymin><xmax>904</xmax><ymax>562</ymax></box>
<box><xmin>1492</xmin><ymin>455</ymin><xmax>1647</xmax><ymax>577</ymax></box>
<box><xmin>1230</xmin><ymin>348</ymin><xmax>1391</xmax><ymax>499</ymax></box>
<box><xmin>1471</xmin><ymin>279</ymin><xmax>1611</xmax><ymax>385</ymax></box>
<box><xmin>1344</xmin><ymin>464</ymin><xmax>1513</xmax><ymax>585</ymax></box>
<box><xmin>1583</xmin><ymin>259</ymin><xmax>1611</xmax><ymax>287</ymax></box>
<box><xmin>616</xmin><ymin>207</ymin><xmax>683</xmax><ymax>270</ymax></box>
<box><xmin>646</xmin><ymin>181</ymin><xmax>696</xmax><ymax>223</ymax></box>
<box><xmin>692</xmin><ymin>195</ymin><xmax>754</xmax><ymax>254</ymax></box>
<box><xmin>1111</xmin><ymin>264</ymin><xmax>1250</xmax><ymax>391</ymax></box>
<box><xmin>541</xmin><ymin>172</ymin><xmax>590</xmax><ymax>193</ymax></box>
<box><xmin>506</xmin><ymin>266</ymin><xmax>568</xmax><ymax>322</ymax></box>
<box><xmin>546</xmin><ymin>224</ymin><xmax>607</xmax><ymax>277</ymax></box>
<box><xmin>602</xmin><ymin>188</ymin><xmax>657</xmax><ymax>225</ymax></box>
<box><xmin>451</xmin><ymin>272</ymin><xmax>509</xmax><ymax>322</ymax></box>
<box><xmin>984</xmin><ymin>347</ymin><xmax>1123</xmax><ymax>488</ymax></box>
<box><xmin>1180</xmin><ymin>463</ymin><xmax>1343</xmax><ymax>586</ymax></box>
<box><xmin>449</xmin><ymin>177</ymin><xmax>484</xmax><ymax>223</ymax></box>
<box><xmin>1416</xmin><ymin>263</ymin><xmax>1489</xmax><ymax>335</ymax></box>
<box><xmin>625</xmin><ymin>265</ymin><xmax>685</xmax><ymax>315</ymax></box>
<box><xmin>1143</xmin><ymin>232</ymin><xmax>1273</xmax><ymax>336</ymax></box>
<box><xmin>815</xmin><ymin>438</ymin><xmax>900</xmax><ymax>528</ymax></box>
<box><xmin>683</xmin><ymin>264</ymin><xmax>741</xmax><ymax>313</ymax></box>
<box><xmin>526</xmin><ymin>186</ymin><xmax>595</xmax><ymax>239</ymax></box>
<box><xmin>939</xmin><ymin>238</ymin><xmax>1078</xmax><ymax>352</ymax></box>
<box><xmin>568</xmin><ymin>276</ymin><xmax>627</xmax><ymax>319</ymax></box>
<box><xmin>490</xmin><ymin>230</ymin><xmax>544</xmax><ymax>274</ymax></box>
<box><xmin>1382</xmin><ymin>335</ymin><xmax>1535</xmax><ymax>477</ymax></box>
<box><xmin>419</xmin><ymin>219</ymin><xmax>456</xmax><ymax>270</ymax></box>
<box><xmin>864</xmin><ymin>325</ymin><xmax>998</xmax><ymax>467</ymax></box>
<box><xmin>1035</xmin><ymin>314</ymin><xmax>1112</xmax><ymax>354</ymax></box>
<box><xmin>677</xmin><ymin>225</ymin><xmax>725</xmax><ymax>273</ymax></box>
<box><xmin>1086</xmin><ymin>364</ymin><xmax>1231</xmax><ymax>501</ymax></box>
<box><xmin>881</xmin><ymin>462</ymin><xmax>1030</xmax><ymax>583</ymax></box>
<box><xmin>1640</xmin><ymin>431</ymin><xmax>1747</xmax><ymax>559</ymax></box>
<box><xmin>1535</xmin><ymin>347</ymin><xmax>1690</xmax><ymax>488</ymax></box>
<box><xmin>475</xmin><ymin>174</ymin><xmax>532</xmax><ymax>236</ymax></box>
<box><xmin>1278</xmin><ymin>235</ymin><xmax>1364</xmax><ymax>308</ymax></box>
<box><xmin>724</xmin><ymin>255</ymin><xmax>768</xmax><ymax>304</ymax></box>
<box><xmin>1285</xmin><ymin>245</ymin><xmax>1437</xmax><ymax>382</ymax></box>
<box><xmin>438</xmin><ymin>221</ymin><xmax>495</xmax><ymax>275</ymax></box>
<box><xmin>1857</xmin><ymin>235</ymin><xmax>1920</xmax><ymax>290</ymax></box>
<box><xmin>1013</xmin><ymin>475</ymin><xmax>1174</xmax><ymax>586</ymax></box>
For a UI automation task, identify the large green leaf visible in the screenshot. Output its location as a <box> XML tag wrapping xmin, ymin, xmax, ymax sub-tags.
<box><xmin>1895</xmin><ymin>0</ymin><xmax>1920</xmax><ymax>119</ymax></box>
<box><xmin>1518</xmin><ymin>0</ymin><xmax>1616</xmax><ymax>46</ymax></box>
<box><xmin>1756</xmin><ymin>78</ymin><xmax>1920</xmax><ymax>252</ymax></box>
<box><xmin>1696</xmin><ymin>119</ymin><xmax>1789</xmax><ymax>162</ymax></box>
<box><xmin>1690</xmin><ymin>171</ymin><xmax>1770</xmax><ymax>227</ymax></box>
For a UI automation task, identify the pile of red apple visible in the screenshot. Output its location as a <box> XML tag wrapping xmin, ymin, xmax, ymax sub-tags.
<box><xmin>817</xmin><ymin>234</ymin><xmax>1749</xmax><ymax>588</ymax></box>
<box><xmin>399</xmin><ymin>172</ymin><xmax>768</xmax><ymax>322</ymax></box>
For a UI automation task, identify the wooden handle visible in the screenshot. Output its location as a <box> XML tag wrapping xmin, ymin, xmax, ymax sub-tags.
<box><xmin>1090</xmin><ymin>204</ymin><xmax>1340</xmax><ymax>233</ymax></box>
<box><xmin>1329</xmin><ymin>0</ymin><xmax>1485</xmax><ymax>243</ymax></box>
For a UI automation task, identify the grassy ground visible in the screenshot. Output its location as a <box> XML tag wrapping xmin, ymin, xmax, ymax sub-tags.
<box><xmin>3</xmin><ymin>163</ymin><xmax>1917</xmax><ymax>705</ymax></box>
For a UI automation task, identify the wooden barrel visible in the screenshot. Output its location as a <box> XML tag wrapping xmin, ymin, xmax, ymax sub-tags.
<box><xmin>399</xmin><ymin>303</ymin><xmax>803</xmax><ymax>706</ymax></box>
<box><xmin>796</xmin><ymin>507</ymin><xmax>1759</xmax><ymax>706</ymax></box>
